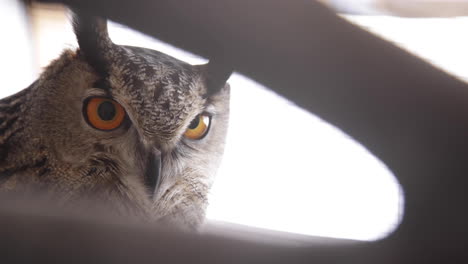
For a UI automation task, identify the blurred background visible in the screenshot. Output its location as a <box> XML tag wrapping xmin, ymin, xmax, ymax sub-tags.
<box><xmin>3</xmin><ymin>0</ymin><xmax>468</xmax><ymax>241</ymax></box>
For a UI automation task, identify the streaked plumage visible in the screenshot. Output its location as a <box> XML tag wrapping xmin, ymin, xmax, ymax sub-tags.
<box><xmin>0</xmin><ymin>11</ymin><xmax>230</xmax><ymax>228</ymax></box>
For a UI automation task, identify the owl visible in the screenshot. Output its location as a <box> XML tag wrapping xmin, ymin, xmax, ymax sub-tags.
<box><xmin>0</xmin><ymin>11</ymin><xmax>230</xmax><ymax>229</ymax></box>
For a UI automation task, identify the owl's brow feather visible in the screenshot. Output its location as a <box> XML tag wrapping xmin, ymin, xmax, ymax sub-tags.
<box><xmin>90</xmin><ymin>78</ymin><xmax>115</xmax><ymax>99</ymax></box>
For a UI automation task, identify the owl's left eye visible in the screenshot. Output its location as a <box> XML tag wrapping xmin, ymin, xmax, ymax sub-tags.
<box><xmin>184</xmin><ymin>114</ymin><xmax>211</xmax><ymax>140</ymax></box>
<box><xmin>84</xmin><ymin>97</ymin><xmax>126</xmax><ymax>131</ymax></box>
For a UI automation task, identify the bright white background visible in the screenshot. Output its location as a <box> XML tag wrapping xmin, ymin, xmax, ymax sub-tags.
<box><xmin>0</xmin><ymin>0</ymin><xmax>36</xmax><ymax>98</ymax></box>
<box><xmin>5</xmin><ymin>2</ymin><xmax>468</xmax><ymax>241</ymax></box>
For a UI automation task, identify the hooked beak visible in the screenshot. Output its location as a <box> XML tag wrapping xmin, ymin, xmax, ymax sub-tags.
<box><xmin>144</xmin><ymin>150</ymin><xmax>161</xmax><ymax>199</ymax></box>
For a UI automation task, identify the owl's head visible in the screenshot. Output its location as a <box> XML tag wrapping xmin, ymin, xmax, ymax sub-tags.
<box><xmin>1</xmin><ymin>12</ymin><xmax>230</xmax><ymax>227</ymax></box>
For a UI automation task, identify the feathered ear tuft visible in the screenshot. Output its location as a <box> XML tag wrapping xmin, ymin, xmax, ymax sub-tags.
<box><xmin>201</xmin><ymin>59</ymin><xmax>233</xmax><ymax>96</ymax></box>
<box><xmin>72</xmin><ymin>9</ymin><xmax>114</xmax><ymax>76</ymax></box>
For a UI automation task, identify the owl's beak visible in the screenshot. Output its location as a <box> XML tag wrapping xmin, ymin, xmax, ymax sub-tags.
<box><xmin>144</xmin><ymin>150</ymin><xmax>161</xmax><ymax>198</ymax></box>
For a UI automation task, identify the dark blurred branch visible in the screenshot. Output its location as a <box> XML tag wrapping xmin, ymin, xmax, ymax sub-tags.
<box><xmin>0</xmin><ymin>194</ymin><xmax>367</xmax><ymax>264</ymax></box>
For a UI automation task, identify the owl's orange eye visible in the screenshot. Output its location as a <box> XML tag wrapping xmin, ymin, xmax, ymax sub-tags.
<box><xmin>184</xmin><ymin>114</ymin><xmax>211</xmax><ymax>140</ymax></box>
<box><xmin>84</xmin><ymin>97</ymin><xmax>126</xmax><ymax>131</ymax></box>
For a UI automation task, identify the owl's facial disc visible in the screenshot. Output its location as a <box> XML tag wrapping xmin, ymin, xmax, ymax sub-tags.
<box><xmin>82</xmin><ymin>94</ymin><xmax>164</xmax><ymax>196</ymax></box>
<box><xmin>70</xmin><ymin>12</ymin><xmax>230</xmax><ymax>223</ymax></box>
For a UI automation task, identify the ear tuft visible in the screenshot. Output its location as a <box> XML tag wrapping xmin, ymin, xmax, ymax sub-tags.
<box><xmin>72</xmin><ymin>9</ymin><xmax>114</xmax><ymax>76</ymax></box>
<box><xmin>202</xmin><ymin>59</ymin><xmax>233</xmax><ymax>95</ymax></box>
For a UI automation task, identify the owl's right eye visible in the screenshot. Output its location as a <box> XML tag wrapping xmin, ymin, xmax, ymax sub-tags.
<box><xmin>84</xmin><ymin>97</ymin><xmax>126</xmax><ymax>131</ymax></box>
<box><xmin>184</xmin><ymin>114</ymin><xmax>211</xmax><ymax>140</ymax></box>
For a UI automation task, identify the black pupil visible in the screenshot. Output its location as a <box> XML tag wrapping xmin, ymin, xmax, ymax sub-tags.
<box><xmin>188</xmin><ymin>116</ymin><xmax>200</xmax><ymax>129</ymax></box>
<box><xmin>97</xmin><ymin>101</ymin><xmax>116</xmax><ymax>121</ymax></box>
